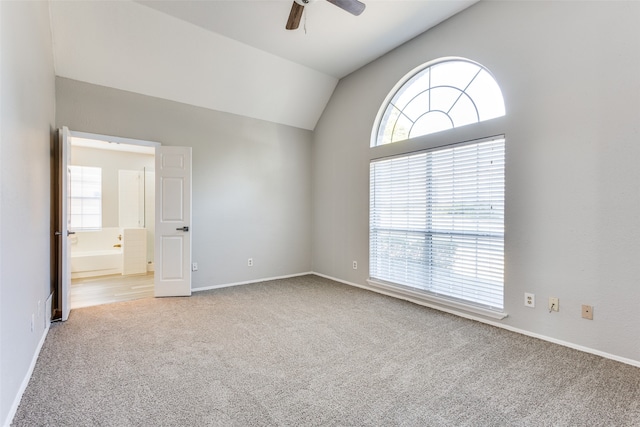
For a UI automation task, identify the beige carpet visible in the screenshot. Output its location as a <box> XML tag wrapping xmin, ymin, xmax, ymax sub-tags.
<box><xmin>12</xmin><ymin>275</ymin><xmax>640</xmax><ymax>426</ymax></box>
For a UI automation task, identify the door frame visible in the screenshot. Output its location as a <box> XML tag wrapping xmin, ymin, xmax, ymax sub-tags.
<box><xmin>55</xmin><ymin>130</ymin><xmax>161</xmax><ymax>320</ymax></box>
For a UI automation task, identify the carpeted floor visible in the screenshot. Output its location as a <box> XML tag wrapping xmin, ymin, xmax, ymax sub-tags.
<box><xmin>12</xmin><ymin>275</ymin><xmax>640</xmax><ymax>426</ymax></box>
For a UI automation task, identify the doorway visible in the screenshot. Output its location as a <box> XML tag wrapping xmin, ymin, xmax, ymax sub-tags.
<box><xmin>55</xmin><ymin>129</ymin><xmax>192</xmax><ymax>319</ymax></box>
<box><xmin>68</xmin><ymin>134</ymin><xmax>156</xmax><ymax>309</ymax></box>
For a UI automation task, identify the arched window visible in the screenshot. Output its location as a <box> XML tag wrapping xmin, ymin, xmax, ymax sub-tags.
<box><xmin>373</xmin><ymin>58</ymin><xmax>505</xmax><ymax>146</ymax></box>
<box><xmin>369</xmin><ymin>58</ymin><xmax>506</xmax><ymax>317</ymax></box>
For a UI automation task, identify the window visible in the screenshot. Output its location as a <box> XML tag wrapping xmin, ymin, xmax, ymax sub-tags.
<box><xmin>369</xmin><ymin>58</ymin><xmax>506</xmax><ymax>315</ymax></box>
<box><xmin>373</xmin><ymin>59</ymin><xmax>505</xmax><ymax>147</ymax></box>
<box><xmin>370</xmin><ymin>137</ymin><xmax>505</xmax><ymax>311</ymax></box>
<box><xmin>69</xmin><ymin>166</ymin><xmax>102</xmax><ymax>230</ymax></box>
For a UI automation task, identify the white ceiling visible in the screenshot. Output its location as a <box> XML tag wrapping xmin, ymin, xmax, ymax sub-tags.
<box><xmin>135</xmin><ymin>0</ymin><xmax>478</xmax><ymax>79</ymax></box>
<box><xmin>49</xmin><ymin>0</ymin><xmax>478</xmax><ymax>130</ymax></box>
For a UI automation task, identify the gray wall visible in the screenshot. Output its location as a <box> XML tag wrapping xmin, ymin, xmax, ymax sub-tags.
<box><xmin>313</xmin><ymin>0</ymin><xmax>640</xmax><ymax>364</ymax></box>
<box><xmin>56</xmin><ymin>77</ymin><xmax>313</xmax><ymax>288</ymax></box>
<box><xmin>0</xmin><ymin>1</ymin><xmax>56</xmax><ymax>424</ymax></box>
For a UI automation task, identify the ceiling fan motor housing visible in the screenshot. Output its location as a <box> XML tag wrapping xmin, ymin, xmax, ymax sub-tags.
<box><xmin>287</xmin><ymin>0</ymin><xmax>364</xmax><ymax>30</ymax></box>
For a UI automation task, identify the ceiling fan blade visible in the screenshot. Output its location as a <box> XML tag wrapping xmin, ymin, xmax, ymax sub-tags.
<box><xmin>326</xmin><ymin>0</ymin><xmax>366</xmax><ymax>16</ymax></box>
<box><xmin>286</xmin><ymin>1</ymin><xmax>305</xmax><ymax>30</ymax></box>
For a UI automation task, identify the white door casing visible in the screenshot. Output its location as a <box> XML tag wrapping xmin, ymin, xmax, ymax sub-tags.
<box><xmin>57</xmin><ymin>129</ymin><xmax>161</xmax><ymax>316</ymax></box>
<box><xmin>155</xmin><ymin>146</ymin><xmax>192</xmax><ymax>297</ymax></box>
<box><xmin>58</xmin><ymin>126</ymin><xmax>72</xmax><ymax>321</ymax></box>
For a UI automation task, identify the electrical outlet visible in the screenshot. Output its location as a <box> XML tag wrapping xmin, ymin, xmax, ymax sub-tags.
<box><xmin>353</xmin><ymin>261</ymin><xmax>358</xmax><ymax>270</ymax></box>
<box><xmin>248</xmin><ymin>258</ymin><xmax>253</xmax><ymax>267</ymax></box>
<box><xmin>582</xmin><ymin>304</ymin><xmax>593</xmax><ymax>320</ymax></box>
<box><xmin>192</xmin><ymin>262</ymin><xmax>198</xmax><ymax>271</ymax></box>
<box><xmin>548</xmin><ymin>297</ymin><xmax>559</xmax><ymax>312</ymax></box>
<box><xmin>524</xmin><ymin>293</ymin><xmax>535</xmax><ymax>308</ymax></box>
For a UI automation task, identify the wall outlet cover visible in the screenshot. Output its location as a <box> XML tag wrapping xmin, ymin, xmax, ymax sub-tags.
<box><xmin>582</xmin><ymin>304</ymin><xmax>594</xmax><ymax>320</ymax></box>
<box><xmin>524</xmin><ymin>293</ymin><xmax>535</xmax><ymax>308</ymax></box>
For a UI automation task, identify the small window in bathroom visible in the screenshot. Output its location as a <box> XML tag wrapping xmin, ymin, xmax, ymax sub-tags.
<box><xmin>69</xmin><ymin>165</ymin><xmax>102</xmax><ymax>230</ymax></box>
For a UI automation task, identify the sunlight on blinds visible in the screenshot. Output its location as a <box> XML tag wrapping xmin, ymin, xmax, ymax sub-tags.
<box><xmin>369</xmin><ymin>137</ymin><xmax>505</xmax><ymax>310</ymax></box>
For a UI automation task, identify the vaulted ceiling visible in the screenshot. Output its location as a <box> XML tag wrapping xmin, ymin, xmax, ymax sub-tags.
<box><xmin>49</xmin><ymin>0</ymin><xmax>478</xmax><ymax>130</ymax></box>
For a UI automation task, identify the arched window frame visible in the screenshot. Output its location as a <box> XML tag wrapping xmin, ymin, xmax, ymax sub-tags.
<box><xmin>371</xmin><ymin>57</ymin><xmax>505</xmax><ymax>147</ymax></box>
<box><xmin>368</xmin><ymin>57</ymin><xmax>507</xmax><ymax>319</ymax></box>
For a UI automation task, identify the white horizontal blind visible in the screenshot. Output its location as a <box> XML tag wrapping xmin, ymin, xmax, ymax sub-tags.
<box><xmin>69</xmin><ymin>165</ymin><xmax>102</xmax><ymax>230</ymax></box>
<box><xmin>370</xmin><ymin>137</ymin><xmax>505</xmax><ymax>310</ymax></box>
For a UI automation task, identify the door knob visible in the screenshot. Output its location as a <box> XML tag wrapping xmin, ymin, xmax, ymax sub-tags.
<box><xmin>176</xmin><ymin>226</ymin><xmax>189</xmax><ymax>232</ymax></box>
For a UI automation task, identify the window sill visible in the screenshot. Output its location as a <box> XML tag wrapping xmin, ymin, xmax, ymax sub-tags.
<box><xmin>366</xmin><ymin>279</ymin><xmax>508</xmax><ymax>320</ymax></box>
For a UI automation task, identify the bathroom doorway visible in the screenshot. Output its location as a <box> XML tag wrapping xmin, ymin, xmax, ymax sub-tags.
<box><xmin>68</xmin><ymin>134</ymin><xmax>157</xmax><ymax>309</ymax></box>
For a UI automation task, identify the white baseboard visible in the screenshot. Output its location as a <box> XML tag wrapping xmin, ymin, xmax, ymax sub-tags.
<box><xmin>3</xmin><ymin>322</ymin><xmax>50</xmax><ymax>427</ymax></box>
<box><xmin>192</xmin><ymin>271</ymin><xmax>314</xmax><ymax>293</ymax></box>
<box><xmin>312</xmin><ymin>272</ymin><xmax>640</xmax><ymax>369</ymax></box>
<box><xmin>366</xmin><ymin>278</ymin><xmax>508</xmax><ymax>320</ymax></box>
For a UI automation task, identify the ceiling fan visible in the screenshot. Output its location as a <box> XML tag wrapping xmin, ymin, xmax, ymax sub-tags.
<box><xmin>286</xmin><ymin>0</ymin><xmax>366</xmax><ymax>30</ymax></box>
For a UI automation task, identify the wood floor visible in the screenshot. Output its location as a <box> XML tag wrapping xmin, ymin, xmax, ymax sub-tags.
<box><xmin>71</xmin><ymin>273</ymin><xmax>154</xmax><ymax>309</ymax></box>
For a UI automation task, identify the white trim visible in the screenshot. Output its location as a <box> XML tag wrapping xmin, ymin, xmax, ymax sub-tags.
<box><xmin>69</xmin><ymin>130</ymin><xmax>161</xmax><ymax>148</ymax></box>
<box><xmin>490</xmin><ymin>323</ymin><xmax>640</xmax><ymax>368</ymax></box>
<box><xmin>366</xmin><ymin>278</ymin><xmax>507</xmax><ymax>320</ymax></box>
<box><xmin>312</xmin><ymin>272</ymin><xmax>640</xmax><ymax>368</ymax></box>
<box><xmin>192</xmin><ymin>272</ymin><xmax>314</xmax><ymax>293</ymax></box>
<box><xmin>313</xmin><ymin>272</ymin><xmax>506</xmax><ymax>320</ymax></box>
<box><xmin>3</xmin><ymin>323</ymin><xmax>50</xmax><ymax>427</ymax></box>
<box><xmin>369</xmin><ymin>126</ymin><xmax>505</xmax><ymax>162</ymax></box>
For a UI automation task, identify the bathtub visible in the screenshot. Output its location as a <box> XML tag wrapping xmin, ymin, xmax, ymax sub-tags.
<box><xmin>71</xmin><ymin>228</ymin><xmax>123</xmax><ymax>279</ymax></box>
<box><xmin>71</xmin><ymin>249</ymin><xmax>123</xmax><ymax>279</ymax></box>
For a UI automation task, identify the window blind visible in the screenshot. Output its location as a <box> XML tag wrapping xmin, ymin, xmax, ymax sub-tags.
<box><xmin>369</xmin><ymin>137</ymin><xmax>505</xmax><ymax>310</ymax></box>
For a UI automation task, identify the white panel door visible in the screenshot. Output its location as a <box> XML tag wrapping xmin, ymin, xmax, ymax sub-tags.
<box><xmin>58</xmin><ymin>126</ymin><xmax>73</xmax><ymax>321</ymax></box>
<box><xmin>155</xmin><ymin>146</ymin><xmax>192</xmax><ymax>297</ymax></box>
